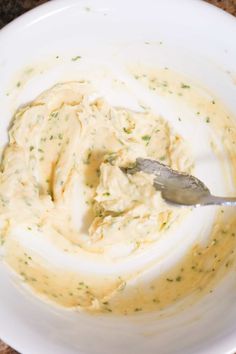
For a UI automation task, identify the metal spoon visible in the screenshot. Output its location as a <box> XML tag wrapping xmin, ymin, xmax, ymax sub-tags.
<box><xmin>123</xmin><ymin>158</ymin><xmax>236</xmax><ymax>207</ymax></box>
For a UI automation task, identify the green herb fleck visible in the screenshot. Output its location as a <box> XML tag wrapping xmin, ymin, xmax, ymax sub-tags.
<box><xmin>134</xmin><ymin>307</ymin><xmax>142</xmax><ymax>312</ymax></box>
<box><xmin>104</xmin><ymin>153</ymin><xmax>117</xmax><ymax>165</ymax></box>
<box><xmin>166</xmin><ymin>278</ymin><xmax>173</xmax><ymax>282</ymax></box>
<box><xmin>181</xmin><ymin>83</ymin><xmax>190</xmax><ymax>89</ymax></box>
<box><xmin>152</xmin><ymin>298</ymin><xmax>160</xmax><ymax>303</ymax></box>
<box><xmin>103</xmin><ymin>192</ymin><xmax>110</xmax><ymax>197</ymax></box>
<box><xmin>84</xmin><ymin>151</ymin><xmax>92</xmax><ymax>164</ymax></box>
<box><xmin>206</xmin><ymin>117</ymin><xmax>210</xmax><ymax>123</ymax></box>
<box><xmin>162</xmin><ymin>81</ymin><xmax>168</xmax><ymax>87</ymax></box>
<box><xmin>141</xmin><ymin>135</ymin><xmax>151</xmax><ymax>142</ymax></box>
<box><xmin>50</xmin><ymin>111</ymin><xmax>58</xmax><ymax>118</ymax></box>
<box><xmin>72</xmin><ymin>56</ymin><xmax>81</xmax><ymax>61</ymax></box>
<box><xmin>123</xmin><ymin>127</ymin><xmax>132</xmax><ymax>134</ymax></box>
<box><xmin>176</xmin><ymin>276</ymin><xmax>182</xmax><ymax>282</ymax></box>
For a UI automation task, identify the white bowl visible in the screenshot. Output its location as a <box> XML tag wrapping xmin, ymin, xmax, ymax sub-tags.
<box><xmin>1</xmin><ymin>0</ymin><xmax>236</xmax><ymax>353</ymax></box>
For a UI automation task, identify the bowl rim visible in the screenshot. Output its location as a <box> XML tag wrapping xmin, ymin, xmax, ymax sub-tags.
<box><xmin>0</xmin><ymin>0</ymin><xmax>236</xmax><ymax>41</ymax></box>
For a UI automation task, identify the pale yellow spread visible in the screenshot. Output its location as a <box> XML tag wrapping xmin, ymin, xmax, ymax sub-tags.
<box><xmin>1</xmin><ymin>71</ymin><xmax>236</xmax><ymax>315</ymax></box>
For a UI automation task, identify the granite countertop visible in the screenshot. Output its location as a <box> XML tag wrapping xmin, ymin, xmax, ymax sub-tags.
<box><xmin>0</xmin><ymin>0</ymin><xmax>236</xmax><ymax>353</ymax></box>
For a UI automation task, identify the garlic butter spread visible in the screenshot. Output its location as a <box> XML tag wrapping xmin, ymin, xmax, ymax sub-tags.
<box><xmin>1</xmin><ymin>70</ymin><xmax>236</xmax><ymax>315</ymax></box>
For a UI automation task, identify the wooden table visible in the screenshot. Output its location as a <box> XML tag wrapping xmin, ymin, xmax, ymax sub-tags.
<box><xmin>0</xmin><ymin>0</ymin><xmax>235</xmax><ymax>353</ymax></box>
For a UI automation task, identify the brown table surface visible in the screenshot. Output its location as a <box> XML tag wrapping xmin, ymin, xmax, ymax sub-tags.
<box><xmin>0</xmin><ymin>0</ymin><xmax>236</xmax><ymax>353</ymax></box>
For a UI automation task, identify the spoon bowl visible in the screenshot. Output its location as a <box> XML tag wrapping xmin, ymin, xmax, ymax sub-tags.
<box><xmin>124</xmin><ymin>158</ymin><xmax>236</xmax><ymax>206</ymax></box>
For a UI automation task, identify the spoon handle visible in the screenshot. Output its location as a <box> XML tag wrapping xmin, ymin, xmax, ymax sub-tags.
<box><xmin>202</xmin><ymin>195</ymin><xmax>236</xmax><ymax>206</ymax></box>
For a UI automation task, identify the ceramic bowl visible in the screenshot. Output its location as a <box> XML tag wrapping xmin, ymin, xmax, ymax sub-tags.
<box><xmin>0</xmin><ymin>1</ymin><xmax>236</xmax><ymax>353</ymax></box>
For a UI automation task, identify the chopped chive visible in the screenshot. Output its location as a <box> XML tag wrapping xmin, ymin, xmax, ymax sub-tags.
<box><xmin>103</xmin><ymin>192</ymin><xmax>110</xmax><ymax>197</ymax></box>
<box><xmin>50</xmin><ymin>111</ymin><xmax>58</xmax><ymax>118</ymax></box>
<box><xmin>181</xmin><ymin>83</ymin><xmax>190</xmax><ymax>89</ymax></box>
<box><xmin>134</xmin><ymin>307</ymin><xmax>142</xmax><ymax>312</ymax></box>
<box><xmin>123</xmin><ymin>127</ymin><xmax>132</xmax><ymax>134</ymax></box>
<box><xmin>84</xmin><ymin>151</ymin><xmax>92</xmax><ymax>164</ymax></box>
<box><xmin>72</xmin><ymin>56</ymin><xmax>81</xmax><ymax>61</ymax></box>
<box><xmin>141</xmin><ymin>135</ymin><xmax>151</xmax><ymax>142</ymax></box>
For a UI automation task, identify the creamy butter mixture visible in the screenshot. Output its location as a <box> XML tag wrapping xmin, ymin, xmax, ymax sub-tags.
<box><xmin>1</xmin><ymin>69</ymin><xmax>236</xmax><ymax>314</ymax></box>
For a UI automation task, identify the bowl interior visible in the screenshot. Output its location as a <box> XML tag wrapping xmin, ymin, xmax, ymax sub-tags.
<box><xmin>0</xmin><ymin>1</ymin><xmax>236</xmax><ymax>353</ymax></box>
